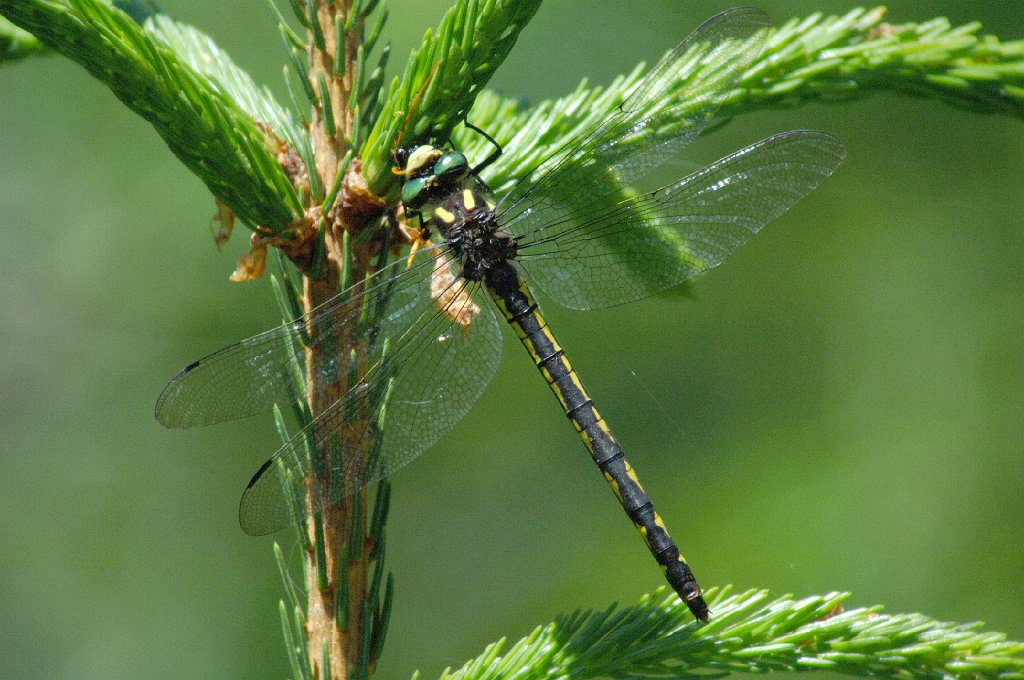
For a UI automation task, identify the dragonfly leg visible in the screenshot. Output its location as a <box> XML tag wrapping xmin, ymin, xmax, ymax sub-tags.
<box><xmin>464</xmin><ymin>121</ymin><xmax>503</xmax><ymax>176</ymax></box>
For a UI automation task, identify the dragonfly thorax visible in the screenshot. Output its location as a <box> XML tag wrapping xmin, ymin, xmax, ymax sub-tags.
<box><xmin>431</xmin><ymin>186</ymin><xmax>518</xmax><ymax>282</ymax></box>
<box><xmin>394</xmin><ymin>142</ymin><xmax>518</xmax><ymax>280</ymax></box>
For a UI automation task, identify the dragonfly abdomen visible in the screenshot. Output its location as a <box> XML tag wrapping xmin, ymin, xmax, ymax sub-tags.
<box><xmin>485</xmin><ymin>262</ymin><xmax>709</xmax><ymax>620</ymax></box>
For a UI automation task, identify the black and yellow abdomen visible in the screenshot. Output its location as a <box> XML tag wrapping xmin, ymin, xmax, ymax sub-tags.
<box><xmin>483</xmin><ymin>262</ymin><xmax>708</xmax><ymax>620</ymax></box>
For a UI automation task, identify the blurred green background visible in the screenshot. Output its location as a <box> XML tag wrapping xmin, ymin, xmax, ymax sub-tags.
<box><xmin>1</xmin><ymin>1</ymin><xmax>1022</xmax><ymax>678</ymax></box>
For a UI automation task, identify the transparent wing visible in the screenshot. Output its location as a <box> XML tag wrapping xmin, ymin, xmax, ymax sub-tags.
<box><xmin>496</xmin><ymin>7</ymin><xmax>770</xmax><ymax>235</ymax></box>
<box><xmin>238</xmin><ymin>274</ymin><xmax>502</xmax><ymax>535</ymax></box>
<box><xmin>515</xmin><ymin>131</ymin><xmax>846</xmax><ymax>309</ymax></box>
<box><xmin>155</xmin><ymin>253</ymin><xmax>441</xmax><ymax>428</ymax></box>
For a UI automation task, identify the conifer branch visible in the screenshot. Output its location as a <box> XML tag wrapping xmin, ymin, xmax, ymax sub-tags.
<box><xmin>454</xmin><ymin>7</ymin><xmax>1024</xmax><ymax>196</ymax></box>
<box><xmin>0</xmin><ymin>16</ymin><xmax>44</xmax><ymax>60</ymax></box>
<box><xmin>438</xmin><ymin>588</ymin><xmax>1024</xmax><ymax>680</ymax></box>
<box><xmin>0</xmin><ymin>0</ymin><xmax>303</xmax><ymax>234</ymax></box>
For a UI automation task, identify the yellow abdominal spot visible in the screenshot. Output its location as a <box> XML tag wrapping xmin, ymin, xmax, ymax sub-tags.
<box><xmin>552</xmin><ymin>386</ymin><xmax>570</xmax><ymax>411</ymax></box>
<box><xmin>625</xmin><ymin>462</ymin><xmax>644</xmax><ymax>491</ymax></box>
<box><xmin>521</xmin><ymin>337</ymin><xmax>543</xmax><ymax>364</ymax></box>
<box><xmin>568</xmin><ymin>371</ymin><xmax>587</xmax><ymax>399</ymax></box>
<box><xmin>603</xmin><ymin>471</ymin><xmax>622</xmax><ymax>500</ymax></box>
<box><xmin>518</xmin><ymin>280</ymin><xmax>536</xmax><ymax>301</ymax></box>
<box><xmin>595</xmin><ymin>416</ymin><xmax>616</xmax><ymax>443</ymax></box>
<box><xmin>540</xmin><ymin>327</ymin><xmax>562</xmax><ymax>355</ymax></box>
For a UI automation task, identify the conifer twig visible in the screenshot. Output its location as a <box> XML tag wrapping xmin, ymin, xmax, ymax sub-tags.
<box><xmin>0</xmin><ymin>0</ymin><xmax>303</xmax><ymax>233</ymax></box>
<box><xmin>453</xmin><ymin>7</ymin><xmax>1024</xmax><ymax>196</ymax></box>
<box><xmin>438</xmin><ymin>588</ymin><xmax>1024</xmax><ymax>680</ymax></box>
<box><xmin>0</xmin><ymin>15</ymin><xmax>43</xmax><ymax>60</ymax></box>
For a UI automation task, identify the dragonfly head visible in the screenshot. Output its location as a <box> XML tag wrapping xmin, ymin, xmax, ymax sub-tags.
<box><xmin>393</xmin><ymin>144</ymin><xmax>472</xmax><ymax>211</ymax></box>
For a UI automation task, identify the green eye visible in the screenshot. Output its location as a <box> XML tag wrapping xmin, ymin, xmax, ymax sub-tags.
<box><xmin>402</xmin><ymin>176</ymin><xmax>428</xmax><ymax>208</ymax></box>
<box><xmin>433</xmin><ymin>151</ymin><xmax>468</xmax><ymax>179</ymax></box>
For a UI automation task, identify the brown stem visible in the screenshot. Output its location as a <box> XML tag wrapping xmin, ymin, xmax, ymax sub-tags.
<box><xmin>301</xmin><ymin>2</ymin><xmax>380</xmax><ymax>678</ymax></box>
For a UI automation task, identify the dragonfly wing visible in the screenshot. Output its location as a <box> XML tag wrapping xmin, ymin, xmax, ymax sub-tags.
<box><xmin>239</xmin><ymin>274</ymin><xmax>502</xmax><ymax>535</ymax></box>
<box><xmin>497</xmin><ymin>7</ymin><xmax>770</xmax><ymax>235</ymax></box>
<box><xmin>155</xmin><ymin>254</ymin><xmax>440</xmax><ymax>429</ymax></box>
<box><xmin>515</xmin><ymin>131</ymin><xmax>846</xmax><ymax>309</ymax></box>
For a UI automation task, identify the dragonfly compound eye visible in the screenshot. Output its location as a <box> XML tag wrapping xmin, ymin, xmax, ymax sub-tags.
<box><xmin>401</xmin><ymin>176</ymin><xmax>430</xmax><ymax>210</ymax></box>
<box><xmin>433</xmin><ymin>151</ymin><xmax>469</xmax><ymax>182</ymax></box>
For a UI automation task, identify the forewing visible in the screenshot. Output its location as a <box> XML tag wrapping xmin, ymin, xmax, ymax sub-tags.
<box><xmin>516</xmin><ymin>131</ymin><xmax>846</xmax><ymax>309</ymax></box>
<box><xmin>155</xmin><ymin>254</ymin><xmax>440</xmax><ymax>429</ymax></box>
<box><xmin>238</xmin><ymin>274</ymin><xmax>502</xmax><ymax>535</ymax></box>
<box><xmin>497</xmin><ymin>7</ymin><xmax>770</xmax><ymax>237</ymax></box>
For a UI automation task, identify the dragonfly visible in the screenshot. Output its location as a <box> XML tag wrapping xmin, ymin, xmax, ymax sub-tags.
<box><xmin>156</xmin><ymin>7</ymin><xmax>845</xmax><ymax>621</ymax></box>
